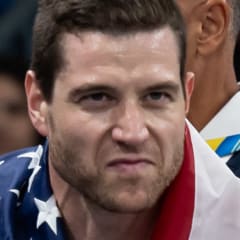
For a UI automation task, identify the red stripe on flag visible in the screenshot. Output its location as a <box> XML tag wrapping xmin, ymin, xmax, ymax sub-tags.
<box><xmin>151</xmin><ymin>125</ymin><xmax>195</xmax><ymax>240</ymax></box>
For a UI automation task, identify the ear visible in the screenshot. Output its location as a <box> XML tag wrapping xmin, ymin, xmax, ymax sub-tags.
<box><xmin>197</xmin><ymin>0</ymin><xmax>230</xmax><ymax>55</ymax></box>
<box><xmin>25</xmin><ymin>71</ymin><xmax>49</xmax><ymax>137</ymax></box>
<box><xmin>184</xmin><ymin>72</ymin><xmax>195</xmax><ymax>114</ymax></box>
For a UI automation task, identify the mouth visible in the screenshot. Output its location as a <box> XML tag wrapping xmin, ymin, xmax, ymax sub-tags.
<box><xmin>106</xmin><ymin>158</ymin><xmax>154</xmax><ymax>174</ymax></box>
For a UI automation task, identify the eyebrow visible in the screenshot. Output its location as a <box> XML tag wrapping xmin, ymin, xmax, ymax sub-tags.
<box><xmin>67</xmin><ymin>80</ymin><xmax>182</xmax><ymax>101</ymax></box>
<box><xmin>143</xmin><ymin>81</ymin><xmax>181</xmax><ymax>95</ymax></box>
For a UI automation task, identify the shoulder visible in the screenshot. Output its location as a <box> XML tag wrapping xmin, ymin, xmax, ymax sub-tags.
<box><xmin>0</xmin><ymin>145</ymin><xmax>43</xmax><ymax>195</ymax></box>
<box><xmin>0</xmin><ymin>144</ymin><xmax>49</xmax><ymax>238</ymax></box>
<box><xmin>0</xmin><ymin>146</ymin><xmax>40</xmax><ymax>171</ymax></box>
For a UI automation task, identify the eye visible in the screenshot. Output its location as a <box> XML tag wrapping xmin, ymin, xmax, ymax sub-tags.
<box><xmin>86</xmin><ymin>92</ymin><xmax>109</xmax><ymax>101</ymax></box>
<box><xmin>77</xmin><ymin>92</ymin><xmax>115</xmax><ymax>110</ymax></box>
<box><xmin>148</xmin><ymin>92</ymin><xmax>165</xmax><ymax>100</ymax></box>
<box><xmin>146</xmin><ymin>91</ymin><xmax>170</xmax><ymax>101</ymax></box>
<box><xmin>143</xmin><ymin>91</ymin><xmax>172</xmax><ymax>107</ymax></box>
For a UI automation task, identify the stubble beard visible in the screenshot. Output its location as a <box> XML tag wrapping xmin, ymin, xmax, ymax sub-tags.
<box><xmin>49</xmin><ymin>132</ymin><xmax>184</xmax><ymax>214</ymax></box>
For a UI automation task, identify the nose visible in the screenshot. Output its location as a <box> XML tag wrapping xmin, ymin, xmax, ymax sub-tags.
<box><xmin>112</xmin><ymin>101</ymin><xmax>150</xmax><ymax>145</ymax></box>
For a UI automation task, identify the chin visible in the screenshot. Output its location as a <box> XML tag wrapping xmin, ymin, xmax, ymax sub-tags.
<box><xmin>99</xmin><ymin>191</ymin><xmax>159</xmax><ymax>213</ymax></box>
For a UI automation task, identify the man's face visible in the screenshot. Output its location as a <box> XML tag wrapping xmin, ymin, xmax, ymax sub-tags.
<box><xmin>42</xmin><ymin>27</ymin><xmax>191</xmax><ymax>213</ymax></box>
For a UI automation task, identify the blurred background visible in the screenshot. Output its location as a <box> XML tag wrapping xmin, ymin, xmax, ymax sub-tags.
<box><xmin>0</xmin><ymin>0</ymin><xmax>42</xmax><ymax>155</ymax></box>
<box><xmin>0</xmin><ymin>0</ymin><xmax>37</xmax><ymax>61</ymax></box>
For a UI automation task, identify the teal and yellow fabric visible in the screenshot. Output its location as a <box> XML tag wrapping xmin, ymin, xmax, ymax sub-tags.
<box><xmin>206</xmin><ymin>134</ymin><xmax>240</xmax><ymax>157</ymax></box>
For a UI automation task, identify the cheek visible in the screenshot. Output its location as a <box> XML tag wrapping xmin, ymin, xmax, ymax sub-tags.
<box><xmin>49</xmin><ymin>113</ymin><xmax>110</xmax><ymax>161</ymax></box>
<box><xmin>59</xmin><ymin>118</ymin><xmax>106</xmax><ymax>143</ymax></box>
<box><xmin>48</xmin><ymin>119</ymin><xmax>106</xmax><ymax>184</ymax></box>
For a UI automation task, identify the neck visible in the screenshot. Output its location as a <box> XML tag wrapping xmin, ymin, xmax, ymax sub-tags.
<box><xmin>49</xmin><ymin>161</ymin><xmax>157</xmax><ymax>240</ymax></box>
<box><xmin>188</xmin><ymin>50</ymin><xmax>239</xmax><ymax>131</ymax></box>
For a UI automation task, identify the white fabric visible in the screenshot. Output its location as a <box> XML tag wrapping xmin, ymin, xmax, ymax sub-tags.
<box><xmin>187</xmin><ymin>121</ymin><xmax>240</xmax><ymax>240</ymax></box>
<box><xmin>200</xmin><ymin>91</ymin><xmax>240</xmax><ymax>139</ymax></box>
<box><xmin>200</xmin><ymin>91</ymin><xmax>240</xmax><ymax>161</ymax></box>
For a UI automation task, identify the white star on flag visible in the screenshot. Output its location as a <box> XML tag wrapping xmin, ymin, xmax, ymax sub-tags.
<box><xmin>27</xmin><ymin>165</ymin><xmax>41</xmax><ymax>192</ymax></box>
<box><xmin>17</xmin><ymin>146</ymin><xmax>43</xmax><ymax>192</ymax></box>
<box><xmin>0</xmin><ymin>160</ymin><xmax>5</xmax><ymax>166</ymax></box>
<box><xmin>17</xmin><ymin>145</ymin><xmax>43</xmax><ymax>170</ymax></box>
<box><xmin>34</xmin><ymin>195</ymin><xmax>61</xmax><ymax>235</ymax></box>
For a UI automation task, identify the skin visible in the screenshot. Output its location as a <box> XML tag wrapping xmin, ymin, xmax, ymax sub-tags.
<box><xmin>0</xmin><ymin>74</ymin><xmax>37</xmax><ymax>154</ymax></box>
<box><xmin>176</xmin><ymin>0</ymin><xmax>239</xmax><ymax>130</ymax></box>
<box><xmin>26</xmin><ymin>27</ymin><xmax>193</xmax><ymax>240</ymax></box>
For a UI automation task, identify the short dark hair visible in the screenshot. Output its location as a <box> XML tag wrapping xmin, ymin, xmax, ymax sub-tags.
<box><xmin>31</xmin><ymin>0</ymin><xmax>186</xmax><ymax>101</ymax></box>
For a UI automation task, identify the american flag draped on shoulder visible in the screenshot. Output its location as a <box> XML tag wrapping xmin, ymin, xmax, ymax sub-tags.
<box><xmin>0</xmin><ymin>144</ymin><xmax>66</xmax><ymax>239</ymax></box>
<box><xmin>0</xmin><ymin>121</ymin><xmax>240</xmax><ymax>239</ymax></box>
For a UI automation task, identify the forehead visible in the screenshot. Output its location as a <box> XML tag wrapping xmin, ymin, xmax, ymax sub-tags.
<box><xmin>60</xmin><ymin>26</ymin><xmax>180</xmax><ymax>71</ymax></box>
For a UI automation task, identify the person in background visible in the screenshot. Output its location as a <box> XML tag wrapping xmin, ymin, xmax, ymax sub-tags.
<box><xmin>0</xmin><ymin>57</ymin><xmax>42</xmax><ymax>154</ymax></box>
<box><xmin>0</xmin><ymin>0</ymin><xmax>37</xmax><ymax>61</ymax></box>
<box><xmin>175</xmin><ymin>0</ymin><xmax>240</xmax><ymax>172</ymax></box>
<box><xmin>1</xmin><ymin>0</ymin><xmax>240</xmax><ymax>239</ymax></box>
